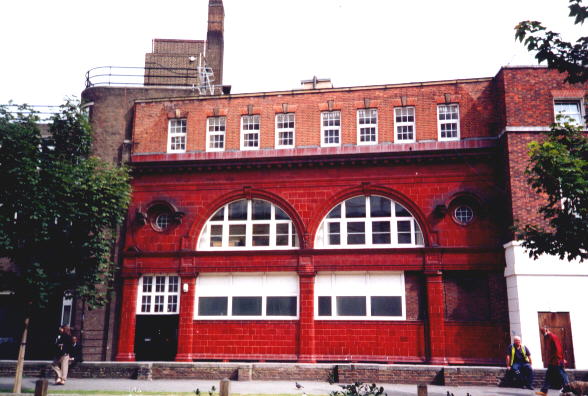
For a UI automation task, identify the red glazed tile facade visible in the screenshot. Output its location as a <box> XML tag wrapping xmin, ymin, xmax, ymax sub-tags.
<box><xmin>114</xmin><ymin>66</ymin><xmax>587</xmax><ymax>365</ymax></box>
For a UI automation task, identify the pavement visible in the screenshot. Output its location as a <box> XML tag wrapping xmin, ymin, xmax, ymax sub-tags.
<box><xmin>0</xmin><ymin>377</ymin><xmax>548</xmax><ymax>396</ymax></box>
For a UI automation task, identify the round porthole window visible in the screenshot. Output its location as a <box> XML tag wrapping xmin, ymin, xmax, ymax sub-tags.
<box><xmin>154</xmin><ymin>213</ymin><xmax>171</xmax><ymax>231</ymax></box>
<box><xmin>453</xmin><ymin>205</ymin><xmax>474</xmax><ymax>225</ymax></box>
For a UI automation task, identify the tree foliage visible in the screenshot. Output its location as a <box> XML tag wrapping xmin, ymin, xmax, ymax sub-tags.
<box><xmin>515</xmin><ymin>0</ymin><xmax>588</xmax><ymax>83</ymax></box>
<box><xmin>0</xmin><ymin>100</ymin><xmax>131</xmax><ymax>309</ymax></box>
<box><xmin>517</xmin><ymin>117</ymin><xmax>588</xmax><ymax>262</ymax></box>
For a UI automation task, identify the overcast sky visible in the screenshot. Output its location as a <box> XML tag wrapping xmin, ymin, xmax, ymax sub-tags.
<box><xmin>0</xmin><ymin>0</ymin><xmax>584</xmax><ymax>106</ymax></box>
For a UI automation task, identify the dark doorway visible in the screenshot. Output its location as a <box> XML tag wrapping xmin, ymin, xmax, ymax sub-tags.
<box><xmin>538</xmin><ymin>312</ymin><xmax>575</xmax><ymax>369</ymax></box>
<box><xmin>134</xmin><ymin>315</ymin><xmax>178</xmax><ymax>361</ymax></box>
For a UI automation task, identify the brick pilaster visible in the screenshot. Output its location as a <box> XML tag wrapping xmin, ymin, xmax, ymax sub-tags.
<box><xmin>425</xmin><ymin>271</ymin><xmax>447</xmax><ymax>364</ymax></box>
<box><xmin>297</xmin><ymin>273</ymin><xmax>316</xmax><ymax>362</ymax></box>
<box><xmin>175</xmin><ymin>276</ymin><xmax>196</xmax><ymax>361</ymax></box>
<box><xmin>115</xmin><ymin>277</ymin><xmax>138</xmax><ymax>361</ymax></box>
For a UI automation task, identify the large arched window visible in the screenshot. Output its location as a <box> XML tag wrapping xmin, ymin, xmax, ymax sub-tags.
<box><xmin>315</xmin><ymin>195</ymin><xmax>424</xmax><ymax>248</ymax></box>
<box><xmin>198</xmin><ymin>199</ymin><xmax>299</xmax><ymax>250</ymax></box>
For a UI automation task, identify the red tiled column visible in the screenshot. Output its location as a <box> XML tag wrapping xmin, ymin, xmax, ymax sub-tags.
<box><xmin>425</xmin><ymin>271</ymin><xmax>447</xmax><ymax>364</ymax></box>
<box><xmin>175</xmin><ymin>276</ymin><xmax>196</xmax><ymax>362</ymax></box>
<box><xmin>298</xmin><ymin>273</ymin><xmax>316</xmax><ymax>362</ymax></box>
<box><xmin>115</xmin><ymin>277</ymin><xmax>138</xmax><ymax>361</ymax></box>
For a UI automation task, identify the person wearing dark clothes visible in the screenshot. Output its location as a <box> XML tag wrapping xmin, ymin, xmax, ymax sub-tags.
<box><xmin>506</xmin><ymin>335</ymin><xmax>534</xmax><ymax>389</ymax></box>
<box><xmin>50</xmin><ymin>325</ymin><xmax>72</xmax><ymax>385</ymax></box>
<box><xmin>69</xmin><ymin>336</ymin><xmax>83</xmax><ymax>368</ymax></box>
<box><xmin>535</xmin><ymin>327</ymin><xmax>569</xmax><ymax>396</ymax></box>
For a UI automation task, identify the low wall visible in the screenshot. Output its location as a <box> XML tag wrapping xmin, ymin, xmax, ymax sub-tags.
<box><xmin>1</xmin><ymin>361</ymin><xmax>587</xmax><ymax>387</ymax></box>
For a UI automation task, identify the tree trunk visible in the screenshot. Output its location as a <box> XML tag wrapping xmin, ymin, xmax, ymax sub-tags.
<box><xmin>13</xmin><ymin>316</ymin><xmax>29</xmax><ymax>393</ymax></box>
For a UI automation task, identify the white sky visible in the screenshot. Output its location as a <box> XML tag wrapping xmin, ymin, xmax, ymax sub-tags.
<box><xmin>0</xmin><ymin>0</ymin><xmax>584</xmax><ymax>106</ymax></box>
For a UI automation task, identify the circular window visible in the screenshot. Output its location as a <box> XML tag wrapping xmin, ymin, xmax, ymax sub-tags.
<box><xmin>154</xmin><ymin>213</ymin><xmax>171</xmax><ymax>231</ymax></box>
<box><xmin>453</xmin><ymin>205</ymin><xmax>474</xmax><ymax>225</ymax></box>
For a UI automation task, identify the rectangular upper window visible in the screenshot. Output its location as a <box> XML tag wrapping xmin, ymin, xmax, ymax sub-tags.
<box><xmin>357</xmin><ymin>109</ymin><xmax>378</xmax><ymax>145</ymax></box>
<box><xmin>195</xmin><ymin>273</ymin><xmax>299</xmax><ymax>319</ymax></box>
<box><xmin>207</xmin><ymin>116</ymin><xmax>226</xmax><ymax>151</ymax></box>
<box><xmin>315</xmin><ymin>272</ymin><xmax>405</xmax><ymax>320</ymax></box>
<box><xmin>321</xmin><ymin>111</ymin><xmax>341</xmax><ymax>147</ymax></box>
<box><xmin>554</xmin><ymin>99</ymin><xmax>584</xmax><ymax>126</ymax></box>
<box><xmin>241</xmin><ymin>115</ymin><xmax>260</xmax><ymax>150</ymax></box>
<box><xmin>275</xmin><ymin>113</ymin><xmax>295</xmax><ymax>148</ymax></box>
<box><xmin>167</xmin><ymin>118</ymin><xmax>187</xmax><ymax>152</ymax></box>
<box><xmin>137</xmin><ymin>275</ymin><xmax>180</xmax><ymax>315</ymax></box>
<box><xmin>394</xmin><ymin>107</ymin><xmax>416</xmax><ymax>143</ymax></box>
<box><xmin>437</xmin><ymin>104</ymin><xmax>460</xmax><ymax>141</ymax></box>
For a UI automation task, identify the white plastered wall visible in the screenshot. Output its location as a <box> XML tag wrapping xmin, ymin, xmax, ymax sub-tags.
<box><xmin>504</xmin><ymin>241</ymin><xmax>588</xmax><ymax>369</ymax></box>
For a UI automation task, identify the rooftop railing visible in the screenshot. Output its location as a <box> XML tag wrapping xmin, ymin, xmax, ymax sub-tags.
<box><xmin>85</xmin><ymin>65</ymin><xmax>213</xmax><ymax>90</ymax></box>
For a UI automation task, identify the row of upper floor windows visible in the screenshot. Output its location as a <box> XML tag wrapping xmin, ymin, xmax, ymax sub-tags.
<box><xmin>164</xmin><ymin>99</ymin><xmax>585</xmax><ymax>154</ymax></box>
<box><xmin>166</xmin><ymin>104</ymin><xmax>461</xmax><ymax>153</ymax></box>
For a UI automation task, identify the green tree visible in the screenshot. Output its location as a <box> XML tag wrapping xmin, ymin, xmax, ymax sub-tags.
<box><xmin>515</xmin><ymin>0</ymin><xmax>588</xmax><ymax>83</ymax></box>
<box><xmin>518</xmin><ymin>117</ymin><xmax>588</xmax><ymax>262</ymax></box>
<box><xmin>0</xmin><ymin>100</ymin><xmax>131</xmax><ymax>391</ymax></box>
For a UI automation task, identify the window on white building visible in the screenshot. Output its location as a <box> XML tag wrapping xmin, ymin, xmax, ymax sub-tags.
<box><xmin>137</xmin><ymin>276</ymin><xmax>180</xmax><ymax>314</ymax></box>
<box><xmin>315</xmin><ymin>195</ymin><xmax>424</xmax><ymax>248</ymax></box>
<box><xmin>394</xmin><ymin>107</ymin><xmax>416</xmax><ymax>142</ymax></box>
<box><xmin>321</xmin><ymin>111</ymin><xmax>341</xmax><ymax>147</ymax></box>
<box><xmin>437</xmin><ymin>104</ymin><xmax>460</xmax><ymax>140</ymax></box>
<box><xmin>276</xmin><ymin>113</ymin><xmax>295</xmax><ymax>148</ymax></box>
<box><xmin>554</xmin><ymin>99</ymin><xmax>584</xmax><ymax>127</ymax></box>
<box><xmin>207</xmin><ymin>116</ymin><xmax>226</xmax><ymax>151</ymax></box>
<box><xmin>167</xmin><ymin>118</ymin><xmax>187</xmax><ymax>152</ymax></box>
<box><xmin>60</xmin><ymin>292</ymin><xmax>73</xmax><ymax>326</ymax></box>
<box><xmin>195</xmin><ymin>273</ymin><xmax>298</xmax><ymax>319</ymax></box>
<box><xmin>357</xmin><ymin>109</ymin><xmax>378</xmax><ymax>144</ymax></box>
<box><xmin>198</xmin><ymin>199</ymin><xmax>299</xmax><ymax>250</ymax></box>
<box><xmin>241</xmin><ymin>115</ymin><xmax>260</xmax><ymax>150</ymax></box>
<box><xmin>315</xmin><ymin>272</ymin><xmax>405</xmax><ymax>320</ymax></box>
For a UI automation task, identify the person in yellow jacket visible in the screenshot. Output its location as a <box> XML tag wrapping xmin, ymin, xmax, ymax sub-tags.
<box><xmin>506</xmin><ymin>335</ymin><xmax>534</xmax><ymax>390</ymax></box>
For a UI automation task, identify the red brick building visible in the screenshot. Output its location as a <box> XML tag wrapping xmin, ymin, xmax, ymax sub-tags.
<box><xmin>113</xmin><ymin>70</ymin><xmax>527</xmax><ymax>365</ymax></box>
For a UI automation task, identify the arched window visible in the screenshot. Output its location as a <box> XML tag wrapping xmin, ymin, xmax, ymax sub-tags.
<box><xmin>315</xmin><ymin>195</ymin><xmax>424</xmax><ymax>248</ymax></box>
<box><xmin>198</xmin><ymin>199</ymin><xmax>299</xmax><ymax>250</ymax></box>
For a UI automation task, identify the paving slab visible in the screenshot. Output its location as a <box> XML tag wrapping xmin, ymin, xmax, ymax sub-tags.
<box><xmin>0</xmin><ymin>377</ymin><xmax>545</xmax><ymax>396</ymax></box>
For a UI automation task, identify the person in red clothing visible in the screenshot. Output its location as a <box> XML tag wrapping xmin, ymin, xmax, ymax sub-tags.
<box><xmin>535</xmin><ymin>326</ymin><xmax>569</xmax><ymax>396</ymax></box>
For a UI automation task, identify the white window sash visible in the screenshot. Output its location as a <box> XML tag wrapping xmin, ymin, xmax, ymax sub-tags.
<box><xmin>356</xmin><ymin>109</ymin><xmax>378</xmax><ymax>145</ymax></box>
<box><xmin>321</xmin><ymin>111</ymin><xmax>341</xmax><ymax>147</ymax></box>
<box><xmin>394</xmin><ymin>107</ymin><xmax>416</xmax><ymax>143</ymax></box>
<box><xmin>195</xmin><ymin>273</ymin><xmax>299</xmax><ymax>320</ymax></box>
<box><xmin>275</xmin><ymin>113</ymin><xmax>295</xmax><ymax>148</ymax></box>
<box><xmin>136</xmin><ymin>275</ymin><xmax>180</xmax><ymax>315</ymax></box>
<box><xmin>206</xmin><ymin>117</ymin><xmax>226</xmax><ymax>152</ymax></box>
<box><xmin>314</xmin><ymin>272</ymin><xmax>406</xmax><ymax>320</ymax></box>
<box><xmin>437</xmin><ymin>104</ymin><xmax>460</xmax><ymax>141</ymax></box>
<box><xmin>240</xmin><ymin>115</ymin><xmax>260</xmax><ymax>150</ymax></box>
<box><xmin>167</xmin><ymin>119</ymin><xmax>187</xmax><ymax>153</ymax></box>
<box><xmin>554</xmin><ymin>99</ymin><xmax>585</xmax><ymax>127</ymax></box>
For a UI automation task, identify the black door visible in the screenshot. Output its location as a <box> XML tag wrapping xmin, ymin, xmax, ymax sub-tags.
<box><xmin>134</xmin><ymin>315</ymin><xmax>178</xmax><ymax>361</ymax></box>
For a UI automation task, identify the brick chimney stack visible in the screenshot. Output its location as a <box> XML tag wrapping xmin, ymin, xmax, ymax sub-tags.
<box><xmin>206</xmin><ymin>0</ymin><xmax>224</xmax><ymax>86</ymax></box>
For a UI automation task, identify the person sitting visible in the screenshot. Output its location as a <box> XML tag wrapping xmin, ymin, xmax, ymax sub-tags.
<box><xmin>69</xmin><ymin>336</ymin><xmax>83</xmax><ymax>368</ymax></box>
<box><xmin>506</xmin><ymin>335</ymin><xmax>534</xmax><ymax>390</ymax></box>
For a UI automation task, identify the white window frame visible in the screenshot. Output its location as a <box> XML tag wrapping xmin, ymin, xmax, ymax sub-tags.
<box><xmin>167</xmin><ymin>118</ymin><xmax>187</xmax><ymax>153</ymax></box>
<box><xmin>321</xmin><ymin>111</ymin><xmax>341</xmax><ymax>147</ymax></box>
<box><xmin>275</xmin><ymin>113</ymin><xmax>295</xmax><ymax>148</ymax></box>
<box><xmin>554</xmin><ymin>99</ymin><xmax>585</xmax><ymax>128</ymax></box>
<box><xmin>198</xmin><ymin>199</ymin><xmax>299</xmax><ymax>251</ymax></box>
<box><xmin>206</xmin><ymin>116</ymin><xmax>226</xmax><ymax>152</ymax></box>
<box><xmin>60</xmin><ymin>292</ymin><xmax>73</xmax><ymax>326</ymax></box>
<box><xmin>315</xmin><ymin>272</ymin><xmax>406</xmax><ymax>320</ymax></box>
<box><xmin>136</xmin><ymin>275</ymin><xmax>180</xmax><ymax>315</ymax></box>
<box><xmin>240</xmin><ymin>115</ymin><xmax>260</xmax><ymax>150</ymax></box>
<box><xmin>194</xmin><ymin>273</ymin><xmax>299</xmax><ymax>320</ymax></box>
<box><xmin>357</xmin><ymin>108</ymin><xmax>378</xmax><ymax>145</ymax></box>
<box><xmin>437</xmin><ymin>104</ymin><xmax>460</xmax><ymax>141</ymax></box>
<box><xmin>314</xmin><ymin>195</ymin><xmax>425</xmax><ymax>249</ymax></box>
<box><xmin>394</xmin><ymin>107</ymin><xmax>416</xmax><ymax>143</ymax></box>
